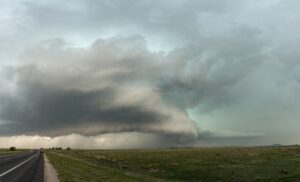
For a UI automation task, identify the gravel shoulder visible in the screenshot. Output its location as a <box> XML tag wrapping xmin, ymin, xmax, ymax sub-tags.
<box><xmin>44</xmin><ymin>154</ymin><xmax>60</xmax><ymax>182</ymax></box>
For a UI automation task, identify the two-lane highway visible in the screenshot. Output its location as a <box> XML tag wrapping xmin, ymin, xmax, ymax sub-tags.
<box><xmin>0</xmin><ymin>150</ymin><xmax>44</xmax><ymax>182</ymax></box>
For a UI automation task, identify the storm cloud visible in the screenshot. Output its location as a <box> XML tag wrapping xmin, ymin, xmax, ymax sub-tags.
<box><xmin>0</xmin><ymin>37</ymin><xmax>199</xmax><ymax>140</ymax></box>
<box><xmin>0</xmin><ymin>0</ymin><xmax>300</xmax><ymax>148</ymax></box>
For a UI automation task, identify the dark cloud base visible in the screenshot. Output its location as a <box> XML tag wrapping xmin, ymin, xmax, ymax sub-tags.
<box><xmin>2</xmin><ymin>0</ymin><xmax>300</xmax><ymax>147</ymax></box>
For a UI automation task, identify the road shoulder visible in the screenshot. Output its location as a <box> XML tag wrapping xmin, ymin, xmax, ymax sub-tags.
<box><xmin>44</xmin><ymin>154</ymin><xmax>59</xmax><ymax>182</ymax></box>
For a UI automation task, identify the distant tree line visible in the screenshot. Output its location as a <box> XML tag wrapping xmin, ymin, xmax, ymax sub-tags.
<box><xmin>8</xmin><ymin>146</ymin><xmax>72</xmax><ymax>151</ymax></box>
<box><xmin>9</xmin><ymin>147</ymin><xmax>16</xmax><ymax>151</ymax></box>
<box><xmin>50</xmin><ymin>147</ymin><xmax>71</xmax><ymax>150</ymax></box>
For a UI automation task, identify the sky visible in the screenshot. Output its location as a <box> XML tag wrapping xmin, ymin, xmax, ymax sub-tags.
<box><xmin>0</xmin><ymin>0</ymin><xmax>300</xmax><ymax>149</ymax></box>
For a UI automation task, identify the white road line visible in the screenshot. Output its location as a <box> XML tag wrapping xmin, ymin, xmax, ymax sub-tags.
<box><xmin>0</xmin><ymin>152</ymin><xmax>38</xmax><ymax>177</ymax></box>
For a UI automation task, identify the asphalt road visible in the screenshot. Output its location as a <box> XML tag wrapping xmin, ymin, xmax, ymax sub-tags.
<box><xmin>0</xmin><ymin>150</ymin><xmax>44</xmax><ymax>182</ymax></box>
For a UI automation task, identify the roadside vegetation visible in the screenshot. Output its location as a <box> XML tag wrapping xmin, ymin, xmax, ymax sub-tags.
<box><xmin>46</xmin><ymin>151</ymin><xmax>165</xmax><ymax>182</ymax></box>
<box><xmin>0</xmin><ymin>148</ymin><xmax>28</xmax><ymax>156</ymax></box>
<box><xmin>46</xmin><ymin>147</ymin><xmax>300</xmax><ymax>181</ymax></box>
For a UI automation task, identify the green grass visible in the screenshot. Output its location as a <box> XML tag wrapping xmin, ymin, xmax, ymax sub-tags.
<box><xmin>46</xmin><ymin>151</ymin><xmax>166</xmax><ymax>182</ymax></box>
<box><xmin>0</xmin><ymin>148</ymin><xmax>28</xmax><ymax>156</ymax></box>
<box><xmin>46</xmin><ymin>147</ymin><xmax>300</xmax><ymax>181</ymax></box>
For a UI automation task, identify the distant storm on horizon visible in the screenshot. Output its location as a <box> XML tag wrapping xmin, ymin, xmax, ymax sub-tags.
<box><xmin>0</xmin><ymin>0</ymin><xmax>299</xmax><ymax>149</ymax></box>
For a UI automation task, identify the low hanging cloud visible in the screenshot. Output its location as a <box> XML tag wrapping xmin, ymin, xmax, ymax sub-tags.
<box><xmin>0</xmin><ymin>36</ymin><xmax>199</xmax><ymax>144</ymax></box>
<box><xmin>0</xmin><ymin>133</ymin><xmax>191</xmax><ymax>149</ymax></box>
<box><xmin>0</xmin><ymin>34</ymin><xmax>268</xmax><ymax>148</ymax></box>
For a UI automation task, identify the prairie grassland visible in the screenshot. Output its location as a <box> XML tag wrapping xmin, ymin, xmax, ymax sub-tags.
<box><xmin>0</xmin><ymin>148</ymin><xmax>28</xmax><ymax>156</ymax></box>
<box><xmin>46</xmin><ymin>147</ymin><xmax>300</xmax><ymax>181</ymax></box>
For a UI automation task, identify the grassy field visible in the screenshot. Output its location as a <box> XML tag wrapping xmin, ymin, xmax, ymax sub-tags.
<box><xmin>0</xmin><ymin>148</ymin><xmax>28</xmax><ymax>156</ymax></box>
<box><xmin>46</xmin><ymin>147</ymin><xmax>300</xmax><ymax>182</ymax></box>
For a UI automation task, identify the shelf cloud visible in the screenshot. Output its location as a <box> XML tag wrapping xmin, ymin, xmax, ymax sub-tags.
<box><xmin>0</xmin><ymin>0</ymin><xmax>300</xmax><ymax>148</ymax></box>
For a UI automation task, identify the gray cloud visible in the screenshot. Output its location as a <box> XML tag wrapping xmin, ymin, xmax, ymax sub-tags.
<box><xmin>0</xmin><ymin>37</ymin><xmax>199</xmax><ymax>143</ymax></box>
<box><xmin>1</xmin><ymin>0</ymin><xmax>300</xmax><ymax>147</ymax></box>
